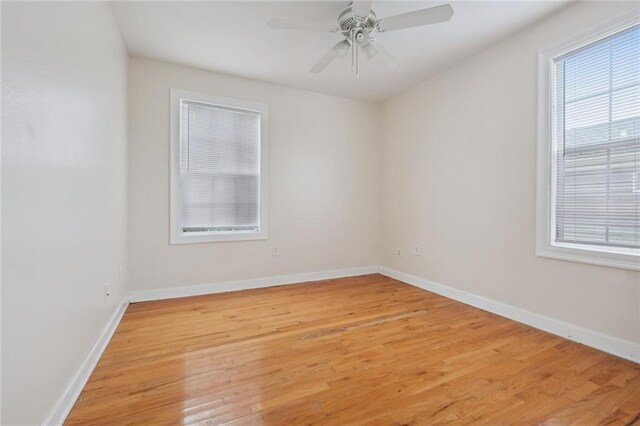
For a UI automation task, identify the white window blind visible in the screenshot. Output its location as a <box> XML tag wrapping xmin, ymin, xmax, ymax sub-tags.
<box><xmin>552</xmin><ymin>24</ymin><xmax>639</xmax><ymax>250</ymax></box>
<box><xmin>179</xmin><ymin>100</ymin><xmax>261</xmax><ymax>234</ymax></box>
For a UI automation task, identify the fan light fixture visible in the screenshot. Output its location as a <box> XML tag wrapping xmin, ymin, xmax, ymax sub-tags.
<box><xmin>268</xmin><ymin>1</ymin><xmax>454</xmax><ymax>79</ymax></box>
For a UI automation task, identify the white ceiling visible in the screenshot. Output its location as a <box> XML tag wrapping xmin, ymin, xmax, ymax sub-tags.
<box><xmin>110</xmin><ymin>1</ymin><xmax>570</xmax><ymax>102</ymax></box>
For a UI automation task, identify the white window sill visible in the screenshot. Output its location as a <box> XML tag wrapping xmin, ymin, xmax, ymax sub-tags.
<box><xmin>170</xmin><ymin>231</ymin><xmax>267</xmax><ymax>245</ymax></box>
<box><xmin>536</xmin><ymin>243</ymin><xmax>640</xmax><ymax>271</ymax></box>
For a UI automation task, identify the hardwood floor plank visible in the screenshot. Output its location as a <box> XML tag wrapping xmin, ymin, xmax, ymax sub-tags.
<box><xmin>65</xmin><ymin>274</ymin><xmax>640</xmax><ymax>425</ymax></box>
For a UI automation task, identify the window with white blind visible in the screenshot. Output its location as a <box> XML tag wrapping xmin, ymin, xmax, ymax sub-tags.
<box><xmin>537</xmin><ymin>13</ymin><xmax>639</xmax><ymax>270</ymax></box>
<box><xmin>170</xmin><ymin>90</ymin><xmax>268</xmax><ymax>244</ymax></box>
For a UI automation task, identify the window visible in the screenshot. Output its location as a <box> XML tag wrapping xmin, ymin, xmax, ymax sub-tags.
<box><xmin>537</xmin><ymin>12</ymin><xmax>639</xmax><ymax>270</ymax></box>
<box><xmin>170</xmin><ymin>89</ymin><xmax>268</xmax><ymax>244</ymax></box>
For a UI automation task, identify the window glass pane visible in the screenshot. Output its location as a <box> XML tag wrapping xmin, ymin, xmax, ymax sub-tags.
<box><xmin>564</xmin><ymin>93</ymin><xmax>609</xmax><ymax>148</ymax></box>
<box><xmin>564</xmin><ymin>42</ymin><xmax>609</xmax><ymax>102</ymax></box>
<box><xmin>179</xmin><ymin>100</ymin><xmax>261</xmax><ymax>233</ymax></box>
<box><xmin>554</xmin><ymin>25</ymin><xmax>640</xmax><ymax>250</ymax></box>
<box><xmin>612</xmin><ymin>26</ymin><xmax>640</xmax><ymax>89</ymax></box>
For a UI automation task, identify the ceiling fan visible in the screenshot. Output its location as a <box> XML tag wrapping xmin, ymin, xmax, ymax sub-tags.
<box><xmin>268</xmin><ymin>1</ymin><xmax>454</xmax><ymax>78</ymax></box>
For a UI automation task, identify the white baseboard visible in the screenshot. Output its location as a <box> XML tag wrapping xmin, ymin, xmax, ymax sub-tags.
<box><xmin>42</xmin><ymin>301</ymin><xmax>129</xmax><ymax>426</ymax></box>
<box><xmin>127</xmin><ymin>265</ymin><xmax>380</xmax><ymax>303</ymax></box>
<box><xmin>380</xmin><ymin>267</ymin><xmax>639</xmax><ymax>363</ymax></box>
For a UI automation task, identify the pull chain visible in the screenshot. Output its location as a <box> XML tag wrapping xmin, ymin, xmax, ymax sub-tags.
<box><xmin>350</xmin><ymin>29</ymin><xmax>360</xmax><ymax>80</ymax></box>
<box><xmin>351</xmin><ymin>29</ymin><xmax>355</xmax><ymax>73</ymax></box>
<box><xmin>356</xmin><ymin>39</ymin><xmax>359</xmax><ymax>80</ymax></box>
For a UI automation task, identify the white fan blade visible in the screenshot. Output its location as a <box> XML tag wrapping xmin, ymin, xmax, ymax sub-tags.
<box><xmin>377</xmin><ymin>4</ymin><xmax>453</xmax><ymax>32</ymax></box>
<box><xmin>333</xmin><ymin>39</ymin><xmax>351</xmax><ymax>58</ymax></box>
<box><xmin>310</xmin><ymin>40</ymin><xmax>351</xmax><ymax>73</ymax></box>
<box><xmin>369</xmin><ymin>40</ymin><xmax>397</xmax><ymax>69</ymax></box>
<box><xmin>352</xmin><ymin>0</ymin><xmax>373</xmax><ymax>18</ymax></box>
<box><xmin>268</xmin><ymin>18</ymin><xmax>337</xmax><ymax>32</ymax></box>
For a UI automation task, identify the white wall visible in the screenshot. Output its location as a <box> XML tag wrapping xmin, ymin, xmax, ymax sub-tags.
<box><xmin>1</xmin><ymin>2</ymin><xmax>128</xmax><ymax>424</ymax></box>
<box><xmin>128</xmin><ymin>57</ymin><xmax>381</xmax><ymax>292</ymax></box>
<box><xmin>381</xmin><ymin>1</ymin><xmax>640</xmax><ymax>345</ymax></box>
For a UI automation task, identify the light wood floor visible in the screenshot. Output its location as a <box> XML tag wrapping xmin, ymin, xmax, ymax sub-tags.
<box><xmin>66</xmin><ymin>274</ymin><xmax>640</xmax><ymax>425</ymax></box>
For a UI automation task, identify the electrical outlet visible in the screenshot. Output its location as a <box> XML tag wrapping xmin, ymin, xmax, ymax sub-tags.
<box><xmin>103</xmin><ymin>282</ymin><xmax>111</xmax><ymax>303</ymax></box>
<box><xmin>396</xmin><ymin>247</ymin><xmax>402</xmax><ymax>257</ymax></box>
<box><xmin>272</xmin><ymin>246</ymin><xmax>279</xmax><ymax>256</ymax></box>
<box><xmin>413</xmin><ymin>245</ymin><xmax>420</xmax><ymax>256</ymax></box>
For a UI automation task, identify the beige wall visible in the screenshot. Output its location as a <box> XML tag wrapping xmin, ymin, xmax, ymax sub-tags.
<box><xmin>128</xmin><ymin>57</ymin><xmax>381</xmax><ymax>292</ymax></box>
<box><xmin>381</xmin><ymin>1</ymin><xmax>640</xmax><ymax>344</ymax></box>
<box><xmin>1</xmin><ymin>2</ymin><xmax>129</xmax><ymax>424</ymax></box>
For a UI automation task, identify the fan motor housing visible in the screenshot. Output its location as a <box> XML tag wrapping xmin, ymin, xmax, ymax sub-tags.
<box><xmin>337</xmin><ymin>6</ymin><xmax>377</xmax><ymax>34</ymax></box>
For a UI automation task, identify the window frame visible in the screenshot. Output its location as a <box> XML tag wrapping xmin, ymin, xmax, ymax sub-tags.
<box><xmin>169</xmin><ymin>89</ymin><xmax>268</xmax><ymax>244</ymax></box>
<box><xmin>536</xmin><ymin>11</ymin><xmax>640</xmax><ymax>271</ymax></box>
